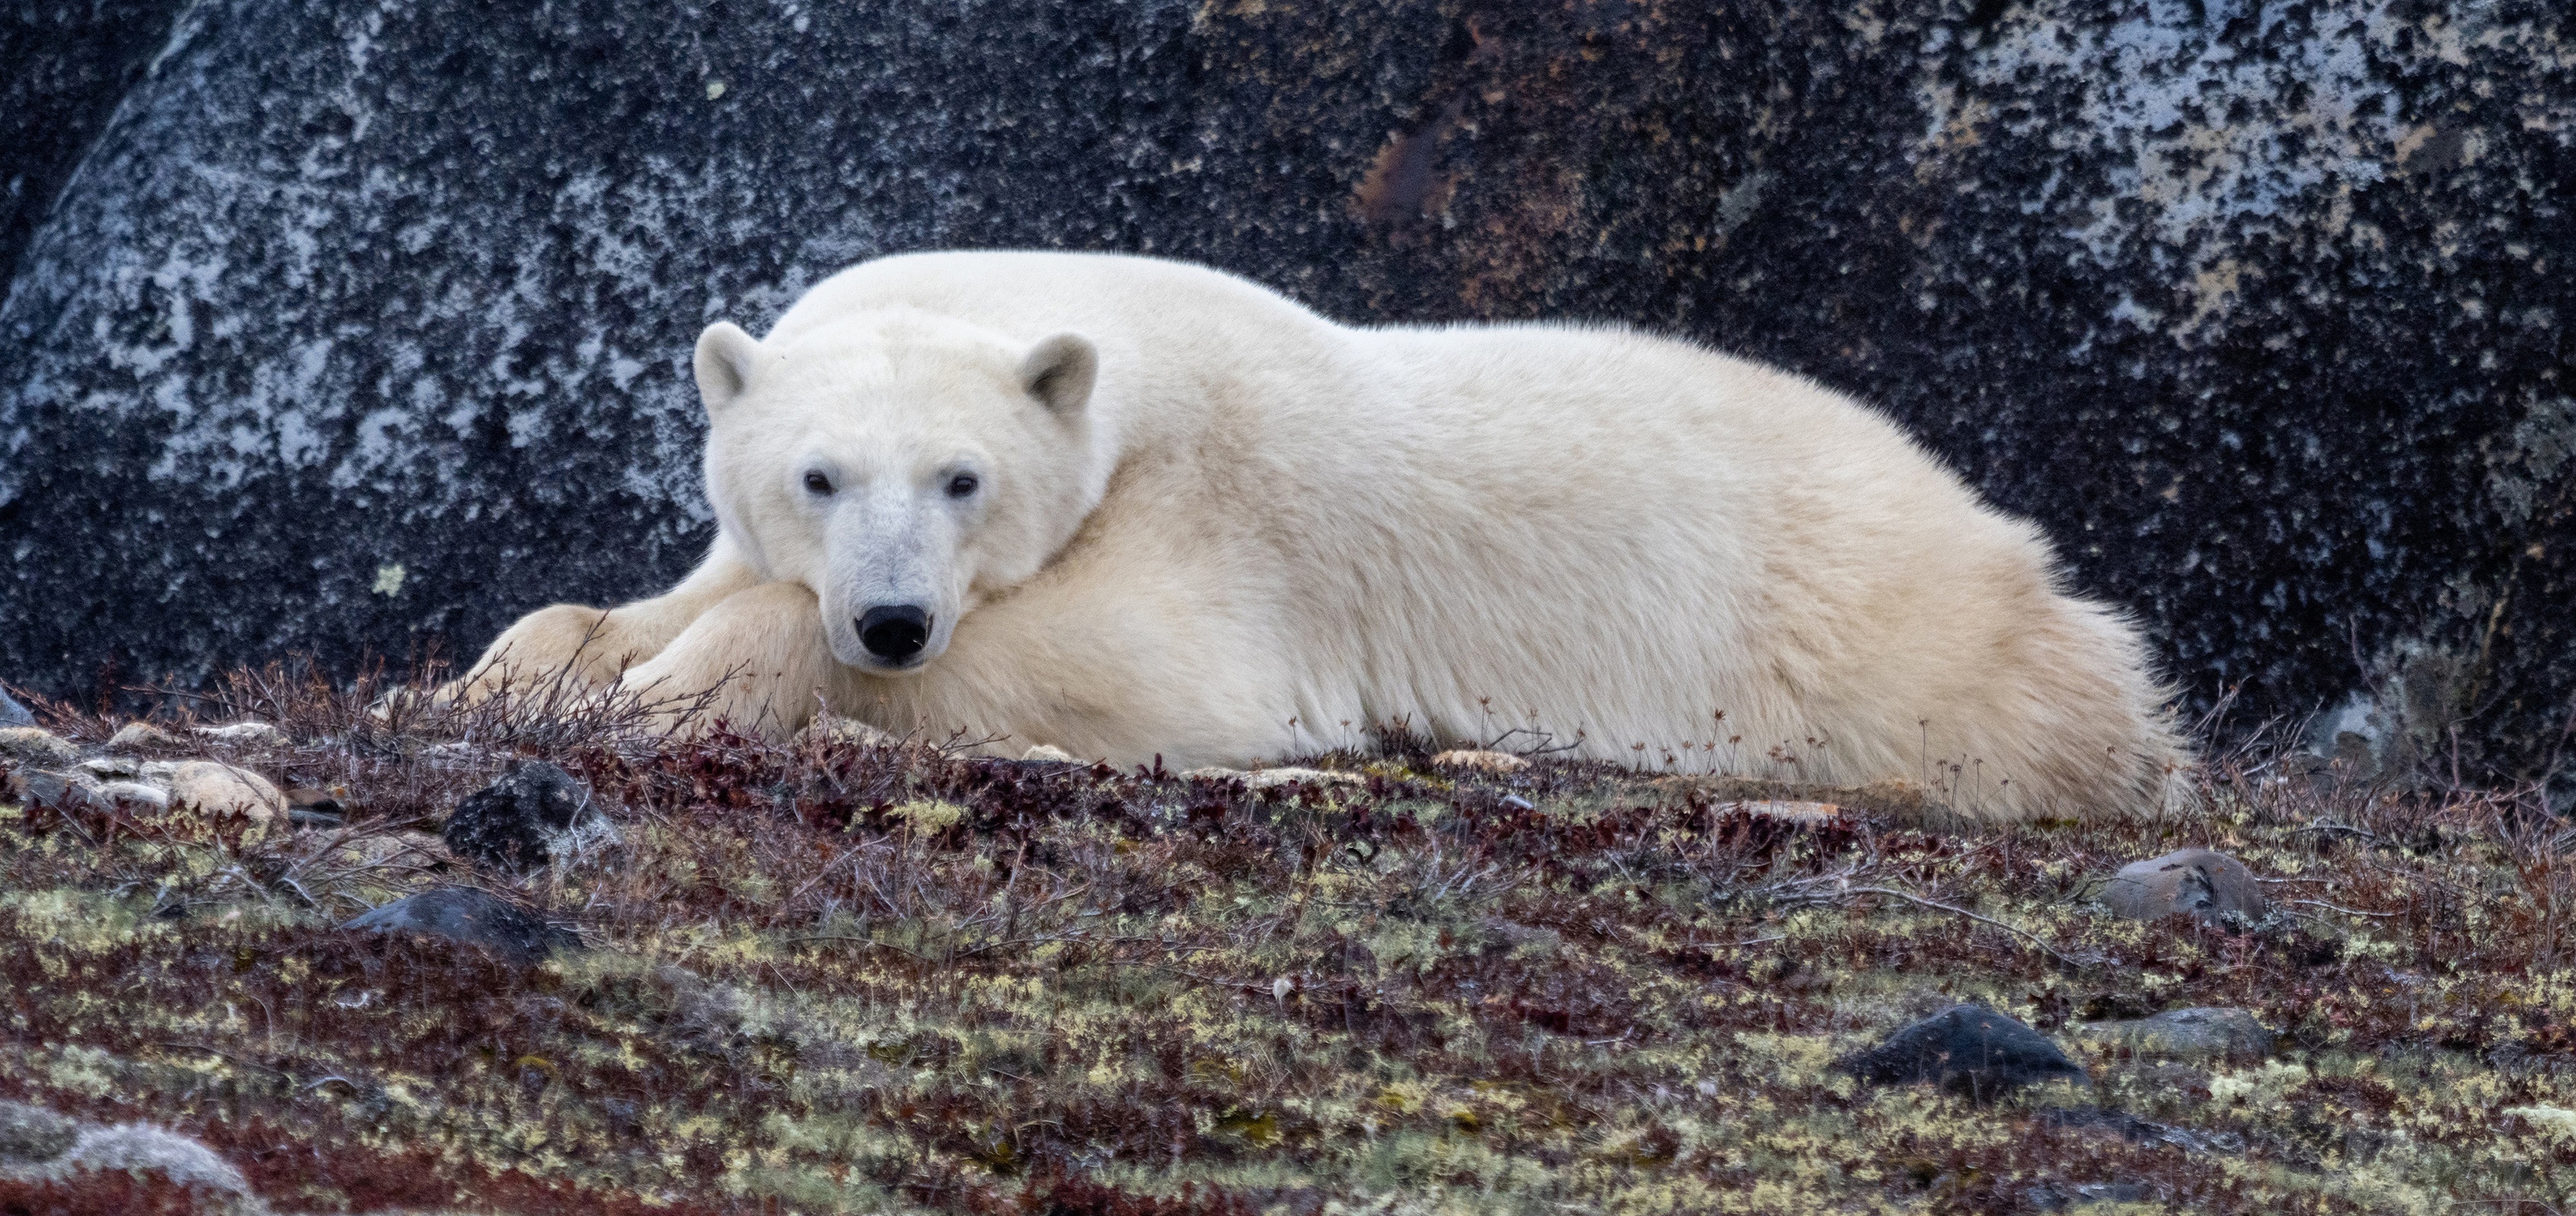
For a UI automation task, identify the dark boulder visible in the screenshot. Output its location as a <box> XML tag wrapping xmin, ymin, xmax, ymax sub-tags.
<box><xmin>342</xmin><ymin>887</ymin><xmax>577</xmax><ymax>964</ymax></box>
<box><xmin>1</xmin><ymin>0</ymin><xmax>191</xmax><ymax>287</ymax></box>
<box><xmin>2</xmin><ymin>2</ymin><xmax>2570</xmax><ymax>794</ymax></box>
<box><xmin>441</xmin><ymin>760</ymin><xmax>606</xmax><ymax>872</ymax></box>
<box><xmin>1840</xmin><ymin>1003</ymin><xmax>2088</xmax><ymax>1101</ymax></box>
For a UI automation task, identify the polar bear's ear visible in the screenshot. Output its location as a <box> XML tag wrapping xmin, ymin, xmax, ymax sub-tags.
<box><xmin>1018</xmin><ymin>333</ymin><xmax>1097</xmax><ymax>416</ymax></box>
<box><xmin>694</xmin><ymin>321</ymin><xmax>762</xmax><ymax>415</ymax></box>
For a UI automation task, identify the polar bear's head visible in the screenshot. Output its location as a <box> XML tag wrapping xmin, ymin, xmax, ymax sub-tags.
<box><xmin>692</xmin><ymin>312</ymin><xmax>1104</xmax><ymax>673</ymax></box>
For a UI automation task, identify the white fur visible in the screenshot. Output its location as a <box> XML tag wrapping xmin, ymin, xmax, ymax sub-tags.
<box><xmin>457</xmin><ymin>251</ymin><xmax>2186</xmax><ymax>819</ymax></box>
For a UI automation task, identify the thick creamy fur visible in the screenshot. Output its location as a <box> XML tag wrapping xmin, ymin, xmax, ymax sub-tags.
<box><xmin>457</xmin><ymin>250</ymin><xmax>2187</xmax><ymax>819</ymax></box>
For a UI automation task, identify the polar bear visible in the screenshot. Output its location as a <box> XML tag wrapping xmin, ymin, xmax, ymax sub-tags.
<box><xmin>454</xmin><ymin>250</ymin><xmax>2185</xmax><ymax>819</ymax></box>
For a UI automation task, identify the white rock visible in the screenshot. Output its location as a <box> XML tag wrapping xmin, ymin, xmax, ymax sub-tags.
<box><xmin>1182</xmin><ymin>765</ymin><xmax>1366</xmax><ymax>790</ymax></box>
<box><xmin>78</xmin><ymin>755</ymin><xmax>143</xmax><ymax>779</ymax></box>
<box><xmin>1728</xmin><ymin>800</ymin><xmax>1846</xmax><ymax>826</ymax></box>
<box><xmin>93</xmin><ymin>781</ymin><xmax>172</xmax><ymax>812</ymax></box>
<box><xmin>106</xmin><ymin>721</ymin><xmax>180</xmax><ymax>749</ymax></box>
<box><xmin>1021</xmin><ymin>743</ymin><xmax>1081</xmax><ymax>762</ymax></box>
<box><xmin>802</xmin><ymin>712</ymin><xmax>898</xmax><ymax>748</ymax></box>
<box><xmin>1432</xmin><ymin>749</ymin><xmax>1530</xmax><ymax>773</ymax></box>
<box><xmin>164</xmin><ymin>761</ymin><xmax>285</xmax><ymax>825</ymax></box>
<box><xmin>195</xmin><ymin>720</ymin><xmax>289</xmax><ymax>747</ymax></box>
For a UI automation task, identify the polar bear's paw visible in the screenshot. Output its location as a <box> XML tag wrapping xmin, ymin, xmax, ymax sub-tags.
<box><xmin>438</xmin><ymin>603</ymin><xmax>650</xmax><ymax>708</ymax></box>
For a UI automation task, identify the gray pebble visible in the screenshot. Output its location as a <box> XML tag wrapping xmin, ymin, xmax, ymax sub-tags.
<box><xmin>2074</xmin><ymin>1006</ymin><xmax>2275</xmax><ymax>1062</ymax></box>
<box><xmin>2100</xmin><ymin>849</ymin><xmax>2266</xmax><ymax>924</ymax></box>
<box><xmin>0</xmin><ymin>1100</ymin><xmax>79</xmax><ymax>1164</ymax></box>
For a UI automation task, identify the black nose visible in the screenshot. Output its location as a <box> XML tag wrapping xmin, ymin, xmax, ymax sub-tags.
<box><xmin>856</xmin><ymin>604</ymin><xmax>932</xmax><ymax>662</ymax></box>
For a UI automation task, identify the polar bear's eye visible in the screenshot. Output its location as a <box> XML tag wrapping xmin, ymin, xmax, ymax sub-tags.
<box><xmin>802</xmin><ymin>471</ymin><xmax>834</xmax><ymax>496</ymax></box>
<box><xmin>945</xmin><ymin>473</ymin><xmax>980</xmax><ymax>499</ymax></box>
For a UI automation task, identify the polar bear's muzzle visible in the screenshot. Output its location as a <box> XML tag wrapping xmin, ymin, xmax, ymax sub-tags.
<box><xmin>856</xmin><ymin>603</ymin><xmax>933</xmax><ymax>665</ymax></box>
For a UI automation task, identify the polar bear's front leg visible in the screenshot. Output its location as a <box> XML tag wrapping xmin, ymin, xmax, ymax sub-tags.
<box><xmin>614</xmin><ymin>581</ymin><xmax>837</xmax><ymax>740</ymax></box>
<box><xmin>445</xmin><ymin>546</ymin><xmax>762</xmax><ymax>704</ymax></box>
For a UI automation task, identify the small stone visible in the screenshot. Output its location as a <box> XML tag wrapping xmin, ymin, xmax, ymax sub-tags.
<box><xmin>419</xmin><ymin>739</ymin><xmax>502</xmax><ymax>765</ymax></box>
<box><xmin>52</xmin><ymin>1123</ymin><xmax>252</xmax><ymax>1195</ymax></box>
<box><xmin>0</xmin><ymin>1099</ymin><xmax>81</xmax><ymax>1163</ymax></box>
<box><xmin>1730</xmin><ymin>800</ymin><xmax>1847</xmax><ymax>825</ymax></box>
<box><xmin>2036</xmin><ymin>1105</ymin><xmax>2240</xmax><ymax>1154</ymax></box>
<box><xmin>93</xmin><ymin>780</ymin><xmax>172</xmax><ymax>812</ymax></box>
<box><xmin>343</xmin><ymin>887</ymin><xmax>578</xmax><ymax>964</ymax></box>
<box><xmin>0</xmin><ymin>726</ymin><xmax>78</xmax><ymax>767</ymax></box>
<box><xmin>801</xmin><ymin>712</ymin><xmax>898</xmax><ymax>749</ymax></box>
<box><xmin>2022</xmin><ymin>1179</ymin><xmax>2158</xmax><ymax>1209</ymax></box>
<box><xmin>164</xmin><ymin>761</ymin><xmax>286</xmax><ymax>825</ymax></box>
<box><xmin>1182</xmin><ymin>765</ymin><xmax>1366</xmax><ymax>790</ymax></box>
<box><xmin>106</xmin><ymin>720</ymin><xmax>182</xmax><ymax>750</ymax></box>
<box><xmin>2074</xmin><ymin>1007</ymin><xmax>2274</xmax><ymax>1062</ymax></box>
<box><xmin>195</xmin><ymin>720</ymin><xmax>288</xmax><ymax>747</ymax></box>
<box><xmin>0</xmin><ymin>687</ymin><xmax>30</xmax><ymax>727</ymax></box>
<box><xmin>442</xmin><ymin>760</ymin><xmax>609</xmax><ymax>872</ymax></box>
<box><xmin>1432</xmin><ymin>749</ymin><xmax>1530</xmax><ymax>773</ymax></box>
<box><xmin>1481</xmin><ymin>917</ymin><xmax>1562</xmax><ymax>957</ymax></box>
<box><xmin>285</xmin><ymin>785</ymin><xmax>346</xmax><ymax>826</ymax></box>
<box><xmin>1021</xmin><ymin>743</ymin><xmax>1081</xmax><ymax>763</ymax></box>
<box><xmin>77</xmin><ymin>755</ymin><xmax>141</xmax><ymax>779</ymax></box>
<box><xmin>1839</xmin><ymin>1003</ymin><xmax>2088</xmax><ymax>1101</ymax></box>
<box><xmin>8</xmin><ymin>767</ymin><xmax>101</xmax><ymax>808</ymax></box>
<box><xmin>2100</xmin><ymin>849</ymin><xmax>2267</xmax><ymax>924</ymax></box>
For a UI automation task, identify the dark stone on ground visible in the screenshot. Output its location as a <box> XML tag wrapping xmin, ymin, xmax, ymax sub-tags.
<box><xmin>0</xmin><ymin>1099</ymin><xmax>80</xmax><ymax>1164</ymax></box>
<box><xmin>2100</xmin><ymin>849</ymin><xmax>2267</xmax><ymax>925</ymax></box>
<box><xmin>441</xmin><ymin>760</ymin><xmax>599</xmax><ymax>872</ymax></box>
<box><xmin>1840</xmin><ymin>1003</ymin><xmax>2087</xmax><ymax>1102</ymax></box>
<box><xmin>341</xmin><ymin>887</ymin><xmax>576</xmax><ymax>964</ymax></box>
<box><xmin>3</xmin><ymin>2</ymin><xmax>2571</xmax><ymax>795</ymax></box>
<box><xmin>0</xmin><ymin>686</ymin><xmax>30</xmax><ymax>727</ymax></box>
<box><xmin>5</xmin><ymin>768</ymin><xmax>97</xmax><ymax>812</ymax></box>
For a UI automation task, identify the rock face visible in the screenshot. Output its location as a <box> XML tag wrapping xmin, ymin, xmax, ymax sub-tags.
<box><xmin>4</xmin><ymin>2</ymin><xmax>2571</xmax><ymax>793</ymax></box>
<box><xmin>0</xmin><ymin>686</ymin><xmax>30</xmax><ymax>727</ymax></box>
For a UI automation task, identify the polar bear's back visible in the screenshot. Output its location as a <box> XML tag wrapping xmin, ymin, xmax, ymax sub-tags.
<box><xmin>1297</xmin><ymin>322</ymin><xmax>2176</xmax><ymax>813</ymax></box>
